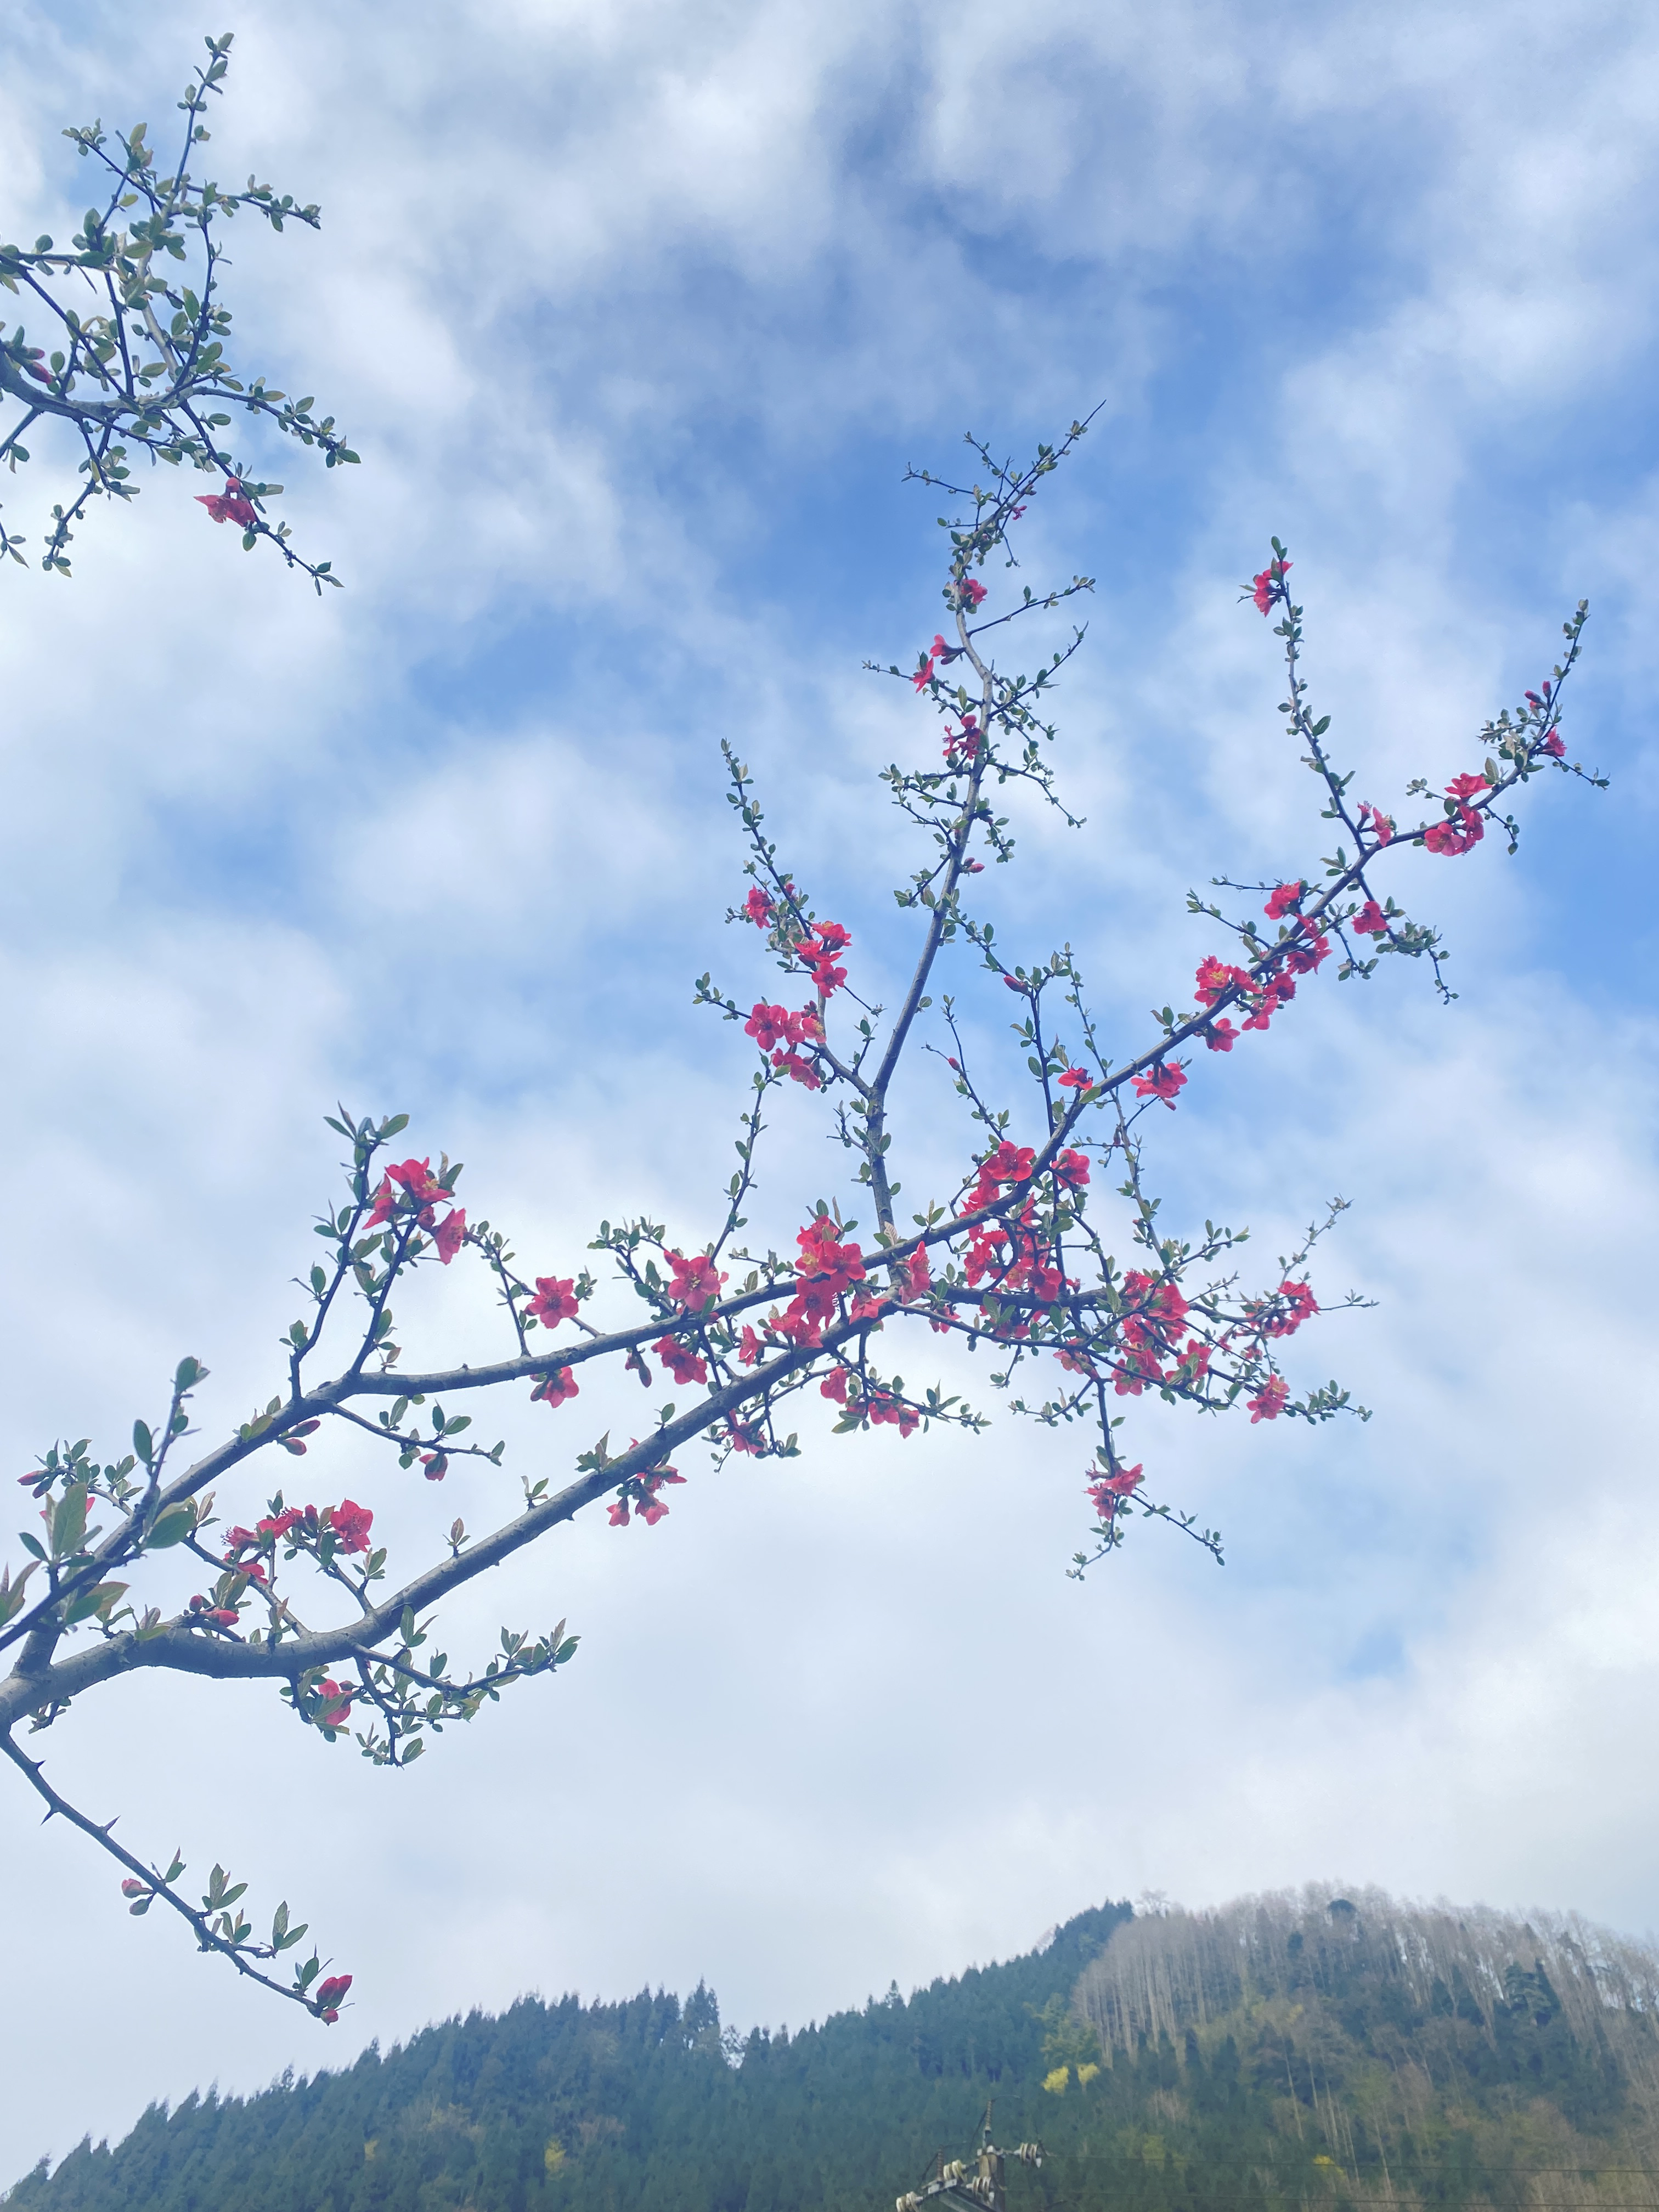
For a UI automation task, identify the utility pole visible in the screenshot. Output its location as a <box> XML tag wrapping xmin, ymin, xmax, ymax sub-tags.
<box><xmin>894</xmin><ymin>2102</ymin><xmax>1043</xmax><ymax>2212</ymax></box>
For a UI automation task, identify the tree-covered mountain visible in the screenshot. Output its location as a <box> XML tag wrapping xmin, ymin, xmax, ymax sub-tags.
<box><xmin>12</xmin><ymin>1888</ymin><xmax>1659</xmax><ymax>2212</ymax></box>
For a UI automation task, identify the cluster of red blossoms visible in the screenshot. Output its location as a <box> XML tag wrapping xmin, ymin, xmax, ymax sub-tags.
<box><xmin>607</xmin><ymin>1459</ymin><xmax>685</xmax><ymax>1526</ymax></box>
<box><xmin>218</xmin><ymin>1499</ymin><xmax>374</xmax><ymax>1588</ymax></box>
<box><xmin>365</xmin><ymin>1157</ymin><xmax>467</xmax><ymax>1265</ymax></box>
<box><xmin>1086</xmin><ymin>1460</ymin><xmax>1145</xmax><ymax>1521</ymax></box>
<box><xmin>738</xmin><ymin>892</ymin><xmax>854</xmax><ymax>1086</ymax></box>
<box><xmin>957</xmin><ymin>1139</ymin><xmax>1086</xmax><ymax>1308</ymax></box>
<box><xmin>195</xmin><ymin>476</ymin><xmax>257</xmax><ymax>529</ymax></box>
<box><xmin>1187</xmin><ymin>882</ymin><xmax>1335</xmax><ymax>1058</ymax></box>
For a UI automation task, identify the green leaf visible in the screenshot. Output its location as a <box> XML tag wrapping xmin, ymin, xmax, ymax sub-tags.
<box><xmin>61</xmin><ymin>1579</ymin><xmax>127</xmax><ymax>1627</ymax></box>
<box><xmin>50</xmin><ymin>1484</ymin><xmax>89</xmax><ymax>1558</ymax></box>
<box><xmin>146</xmin><ymin>1503</ymin><xmax>194</xmax><ymax>1549</ymax></box>
<box><xmin>133</xmin><ymin>1419</ymin><xmax>154</xmax><ymax>1462</ymax></box>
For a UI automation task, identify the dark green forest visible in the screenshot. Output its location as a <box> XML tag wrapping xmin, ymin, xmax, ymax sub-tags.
<box><xmin>13</xmin><ymin>1889</ymin><xmax>1659</xmax><ymax>2212</ymax></box>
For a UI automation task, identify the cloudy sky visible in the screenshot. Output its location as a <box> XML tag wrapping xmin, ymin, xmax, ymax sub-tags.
<box><xmin>3</xmin><ymin>0</ymin><xmax>1658</xmax><ymax>2183</ymax></box>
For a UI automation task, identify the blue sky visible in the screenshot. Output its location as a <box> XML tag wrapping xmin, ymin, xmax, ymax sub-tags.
<box><xmin>3</xmin><ymin>0</ymin><xmax>1658</xmax><ymax>2183</ymax></box>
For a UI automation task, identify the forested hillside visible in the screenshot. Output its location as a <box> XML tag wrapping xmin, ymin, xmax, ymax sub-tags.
<box><xmin>13</xmin><ymin>1889</ymin><xmax>1659</xmax><ymax>2212</ymax></box>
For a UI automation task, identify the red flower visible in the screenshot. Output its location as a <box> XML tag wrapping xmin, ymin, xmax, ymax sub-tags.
<box><xmin>1248</xmin><ymin>1375</ymin><xmax>1289</xmax><ymax>1423</ymax></box>
<box><xmin>205</xmin><ymin>1606</ymin><xmax>239</xmax><ymax>1629</ymax></box>
<box><xmin>868</xmin><ymin>1395</ymin><xmax>919</xmax><ymax>1438</ymax></box>
<box><xmin>368</xmin><ymin>1157</ymin><xmax>449</xmax><ymax>1224</ymax></box>
<box><xmin>1358</xmin><ymin>802</ymin><xmax>1396</xmax><ymax>844</ymax></box>
<box><xmin>1057</xmin><ymin>1065</ymin><xmax>1094</xmax><ymax>1092</ymax></box>
<box><xmin>1204</xmin><ymin>1019</ymin><xmax>1238</xmax><ymax>1052</ymax></box>
<box><xmin>1054</xmin><ymin>1150</ymin><xmax>1090</xmax><ymax>1189</ymax></box>
<box><xmin>912</xmin><ymin>650</ymin><xmax>938</xmax><ymax>692</ymax></box>
<box><xmin>196</xmin><ymin>480</ymin><xmax>258</xmax><ymax>529</ymax></box>
<box><xmin>902</xmin><ymin>1244</ymin><xmax>930</xmax><ymax>1299</ymax></box>
<box><xmin>772</xmin><ymin>1047</ymin><xmax>823</xmax><ymax>1090</ymax></box>
<box><xmin>315</xmin><ymin>1973</ymin><xmax>352</xmax><ymax>2010</ymax></box>
<box><xmin>667</xmin><ymin>1251</ymin><xmax>727</xmax><ymax>1313</ymax></box>
<box><xmin>738</xmin><ymin>1325</ymin><xmax>764</xmax><ymax>1365</ymax></box>
<box><xmin>607</xmin><ymin>1498</ymin><xmax>630</xmax><ymax>1526</ymax></box>
<box><xmin>1265</xmin><ymin>882</ymin><xmax>1304</xmax><ymax>919</ymax></box>
<box><xmin>1268</xmin><ymin>1279</ymin><xmax>1318</xmax><ymax>1336</ymax></box>
<box><xmin>955</xmin><ymin>576</ymin><xmax>988</xmax><ymax>610</ymax></box>
<box><xmin>1086</xmin><ymin>1462</ymin><xmax>1144</xmax><ymax>1517</ymax></box>
<box><xmin>821</xmin><ymin>1365</ymin><xmax>851</xmax><ymax>1404</ymax></box>
<box><xmin>528</xmin><ymin>1276</ymin><xmax>578</xmax><ymax>1327</ymax></box>
<box><xmin>329</xmin><ymin>1499</ymin><xmax>374</xmax><ymax>1554</ymax></box>
<box><xmin>531</xmin><ymin>1367</ymin><xmax>578</xmax><ymax>1408</ymax></box>
<box><xmin>420</xmin><ymin>1451</ymin><xmax>448</xmax><ymax>1481</ymax></box>
<box><xmin>1194</xmin><ymin>955</ymin><xmax>1247</xmax><ymax>1008</ymax></box>
<box><xmin>432</xmin><ymin>1207</ymin><xmax>467</xmax><ymax>1265</ymax></box>
<box><xmin>1131</xmin><ymin>1061</ymin><xmax>1186</xmax><ymax>1108</ymax></box>
<box><xmin>1446</xmin><ymin>771</ymin><xmax>1490</xmax><ymax>801</ymax></box>
<box><xmin>258</xmin><ymin>1508</ymin><xmax>303</xmax><ymax>1544</ymax></box>
<box><xmin>121</xmin><ymin>1878</ymin><xmax>148</xmax><ymax>1898</ymax></box>
<box><xmin>802</xmin><ymin>920</ymin><xmax>850</xmax><ymax>997</ymax></box>
<box><xmin>1251</xmin><ymin>557</ymin><xmax>1290</xmax><ymax>614</ymax></box>
<box><xmin>653</xmin><ymin>1334</ymin><xmax>708</xmax><ymax>1387</ymax></box>
<box><xmin>315</xmin><ymin>1679</ymin><xmax>354</xmax><ymax>1728</ymax></box>
<box><xmin>1352</xmin><ymin>899</ymin><xmax>1388</xmax><ymax>936</ymax></box>
<box><xmin>1284</xmin><ymin>930</ymin><xmax>1330</xmax><ymax>976</ymax></box>
<box><xmin>1424</xmin><ymin>809</ymin><xmax>1483</xmax><ymax>857</ymax></box>
<box><xmin>743</xmin><ymin>885</ymin><xmax>774</xmax><ymax>927</ymax></box>
<box><xmin>1539</xmin><ymin>731</ymin><xmax>1565</xmax><ymax>759</ymax></box>
<box><xmin>943</xmin><ymin>716</ymin><xmax>982</xmax><ymax>768</ymax></box>
<box><xmin>930</xmin><ymin>632</ymin><xmax>961</xmax><ymax>664</ymax></box>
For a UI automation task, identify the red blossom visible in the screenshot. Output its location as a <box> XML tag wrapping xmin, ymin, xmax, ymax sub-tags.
<box><xmin>1358</xmin><ymin>802</ymin><xmax>1396</xmax><ymax>844</ymax></box>
<box><xmin>772</xmin><ymin>1048</ymin><xmax>824</xmax><ymax>1090</ymax></box>
<box><xmin>955</xmin><ymin>576</ymin><xmax>988</xmax><ymax>609</ymax></box>
<box><xmin>1264</xmin><ymin>882</ymin><xmax>1304</xmax><ymax>919</ymax></box>
<box><xmin>1251</xmin><ymin>557</ymin><xmax>1291</xmax><ymax>615</ymax></box>
<box><xmin>528</xmin><ymin>1276</ymin><xmax>579</xmax><ymax>1327</ymax></box>
<box><xmin>1086</xmin><ymin>1462</ymin><xmax>1144</xmax><ymax>1517</ymax></box>
<box><xmin>1424</xmin><ymin>808</ymin><xmax>1483</xmax><ymax>857</ymax></box>
<box><xmin>1057</xmin><ymin>1065</ymin><xmax>1094</xmax><ymax>1092</ymax></box>
<box><xmin>1540</xmin><ymin>731</ymin><xmax>1565</xmax><ymax>759</ymax></box>
<box><xmin>742</xmin><ymin>885</ymin><xmax>775</xmax><ymax>927</ymax></box>
<box><xmin>1131</xmin><ymin>1061</ymin><xmax>1186</xmax><ymax>1108</ymax></box>
<box><xmin>653</xmin><ymin>1334</ymin><xmax>708</xmax><ymax>1387</ymax></box>
<box><xmin>607</xmin><ymin>1498</ymin><xmax>630</xmax><ymax>1526</ymax></box>
<box><xmin>259</xmin><ymin>1508</ymin><xmax>303</xmax><ymax>1544</ymax></box>
<box><xmin>1262</xmin><ymin>1278</ymin><xmax>1318</xmax><ymax>1336</ymax></box>
<box><xmin>667</xmin><ymin>1250</ymin><xmax>727</xmax><ymax>1313</ymax></box>
<box><xmin>121</xmin><ymin>1878</ymin><xmax>147</xmax><ymax>1898</ymax></box>
<box><xmin>315</xmin><ymin>1679</ymin><xmax>354</xmax><ymax>1728</ymax></box>
<box><xmin>1446</xmin><ymin>771</ymin><xmax>1490</xmax><ymax>801</ymax></box>
<box><xmin>196</xmin><ymin>479</ymin><xmax>258</xmax><ymax>529</ymax></box>
<box><xmin>912</xmin><ymin>650</ymin><xmax>938</xmax><ymax>692</ymax></box>
<box><xmin>531</xmin><ymin>1367</ymin><xmax>578</xmax><ymax>1408</ymax></box>
<box><xmin>1205</xmin><ymin>1018</ymin><xmax>1238</xmax><ymax>1052</ymax></box>
<box><xmin>943</xmin><ymin>716</ymin><xmax>982</xmax><ymax>768</ymax></box>
<box><xmin>432</xmin><ymin>1207</ymin><xmax>467</xmax><ymax>1265</ymax></box>
<box><xmin>737</xmin><ymin>1325</ymin><xmax>764</xmax><ymax>1365</ymax></box>
<box><xmin>901</xmin><ymin>1244</ymin><xmax>930</xmax><ymax>1299</ymax></box>
<box><xmin>1352</xmin><ymin>899</ymin><xmax>1389</xmax><ymax>936</ymax></box>
<box><xmin>1284</xmin><ymin>930</ymin><xmax>1331</xmax><ymax>976</ymax></box>
<box><xmin>1194</xmin><ymin>955</ymin><xmax>1248</xmax><ymax>1008</ymax></box>
<box><xmin>420</xmin><ymin>1451</ymin><xmax>448</xmax><ymax>1481</ymax></box>
<box><xmin>1248</xmin><ymin>1375</ymin><xmax>1290</xmax><ymax>1423</ymax></box>
<box><xmin>868</xmin><ymin>1396</ymin><xmax>919</xmax><ymax>1438</ymax></box>
<box><xmin>1054</xmin><ymin>1149</ymin><xmax>1090</xmax><ymax>1189</ymax></box>
<box><xmin>328</xmin><ymin>1499</ymin><xmax>374</xmax><ymax>1554</ymax></box>
<box><xmin>821</xmin><ymin>1364</ymin><xmax>851</xmax><ymax>1404</ymax></box>
<box><xmin>315</xmin><ymin>1973</ymin><xmax>352</xmax><ymax>2010</ymax></box>
<box><xmin>802</xmin><ymin>920</ymin><xmax>851</xmax><ymax>997</ymax></box>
